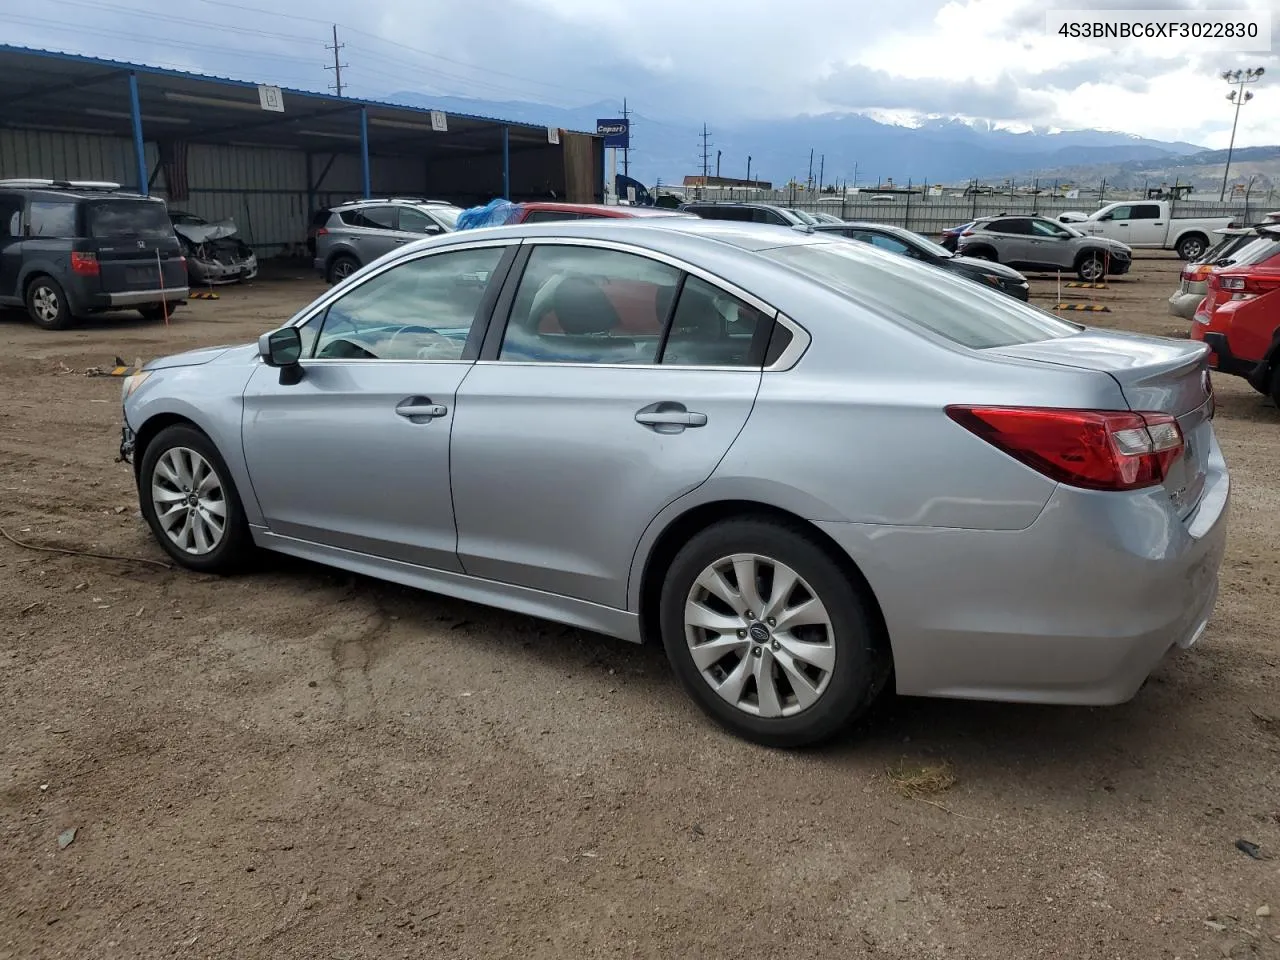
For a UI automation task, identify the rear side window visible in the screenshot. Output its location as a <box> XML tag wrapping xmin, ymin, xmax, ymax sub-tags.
<box><xmin>761</xmin><ymin>240</ymin><xmax>1080</xmax><ymax>349</ymax></box>
<box><xmin>1131</xmin><ymin>204</ymin><xmax>1161</xmax><ymax>220</ymax></box>
<box><xmin>28</xmin><ymin>201</ymin><xmax>78</xmax><ymax>237</ymax></box>
<box><xmin>85</xmin><ymin>200</ymin><xmax>172</xmax><ymax>239</ymax></box>
<box><xmin>339</xmin><ymin>206</ymin><xmax>397</xmax><ymax>229</ymax></box>
<box><xmin>0</xmin><ymin>193</ymin><xmax>22</xmax><ymax>239</ymax></box>
<box><xmin>310</xmin><ymin>209</ymin><xmax>332</xmax><ymax>228</ymax></box>
<box><xmin>661</xmin><ymin>275</ymin><xmax>771</xmax><ymax>367</ymax></box>
<box><xmin>986</xmin><ymin>219</ymin><xmax>1030</xmax><ymax>235</ymax></box>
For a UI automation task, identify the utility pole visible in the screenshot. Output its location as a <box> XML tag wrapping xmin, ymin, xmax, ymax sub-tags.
<box><xmin>852</xmin><ymin>161</ymin><xmax>858</xmax><ymax>189</ymax></box>
<box><xmin>699</xmin><ymin>124</ymin><xmax>713</xmax><ymax>179</ymax></box>
<box><xmin>818</xmin><ymin>154</ymin><xmax>824</xmax><ymax>193</ymax></box>
<box><xmin>325</xmin><ymin>24</ymin><xmax>347</xmax><ymax>96</ymax></box>
<box><xmin>716</xmin><ymin>149</ymin><xmax>721</xmax><ymax>178</ymax></box>
<box><xmin>807</xmin><ymin>149</ymin><xmax>814</xmax><ymax>191</ymax></box>
<box><xmin>622</xmin><ymin>98</ymin><xmax>630</xmax><ymax>177</ymax></box>
<box><xmin>1220</xmin><ymin>67</ymin><xmax>1265</xmax><ymax>201</ymax></box>
<box><xmin>746</xmin><ymin>155</ymin><xmax>752</xmax><ymax>184</ymax></box>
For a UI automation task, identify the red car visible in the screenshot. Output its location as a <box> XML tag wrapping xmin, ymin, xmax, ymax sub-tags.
<box><xmin>507</xmin><ymin>202</ymin><xmax>692</xmax><ymax>224</ymax></box>
<box><xmin>1191</xmin><ymin>227</ymin><xmax>1280</xmax><ymax>404</ymax></box>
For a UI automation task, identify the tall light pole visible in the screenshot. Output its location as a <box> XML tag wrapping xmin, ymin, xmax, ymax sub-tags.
<box><xmin>1220</xmin><ymin>67</ymin><xmax>1265</xmax><ymax>201</ymax></box>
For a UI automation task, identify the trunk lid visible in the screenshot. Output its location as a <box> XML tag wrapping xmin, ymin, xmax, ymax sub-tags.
<box><xmin>989</xmin><ymin>329</ymin><xmax>1214</xmax><ymax>518</ymax></box>
<box><xmin>82</xmin><ymin>198</ymin><xmax>186</xmax><ymax>294</ymax></box>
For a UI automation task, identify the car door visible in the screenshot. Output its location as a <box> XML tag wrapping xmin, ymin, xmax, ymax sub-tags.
<box><xmin>342</xmin><ymin>205</ymin><xmax>402</xmax><ymax>262</ymax></box>
<box><xmin>0</xmin><ymin>192</ymin><xmax>22</xmax><ymax>303</ymax></box>
<box><xmin>1094</xmin><ymin>205</ymin><xmax>1133</xmax><ymax>246</ymax></box>
<box><xmin>240</xmin><ymin>240</ymin><xmax>515</xmax><ymax>570</ymax></box>
<box><xmin>450</xmin><ymin>240</ymin><xmax>777</xmax><ymax>609</ymax></box>
<box><xmin>1126</xmin><ymin>203</ymin><xmax>1165</xmax><ymax>247</ymax></box>
<box><xmin>1027</xmin><ymin>218</ymin><xmax>1081</xmax><ymax>271</ymax></box>
<box><xmin>984</xmin><ymin>219</ymin><xmax>1035</xmax><ymax>266</ymax></box>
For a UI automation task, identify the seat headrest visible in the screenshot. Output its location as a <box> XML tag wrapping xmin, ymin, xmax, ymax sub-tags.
<box><xmin>551</xmin><ymin>275</ymin><xmax>621</xmax><ymax>335</ymax></box>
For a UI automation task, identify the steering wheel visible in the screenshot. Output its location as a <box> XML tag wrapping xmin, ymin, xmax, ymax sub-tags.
<box><xmin>385</xmin><ymin>323</ymin><xmax>463</xmax><ymax>360</ymax></box>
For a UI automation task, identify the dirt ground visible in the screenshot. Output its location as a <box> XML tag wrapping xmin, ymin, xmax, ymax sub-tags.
<box><xmin>1</xmin><ymin>253</ymin><xmax>1278</xmax><ymax>960</ymax></box>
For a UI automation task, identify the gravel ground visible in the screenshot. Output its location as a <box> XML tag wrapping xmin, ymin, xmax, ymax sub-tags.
<box><xmin>1</xmin><ymin>254</ymin><xmax>1278</xmax><ymax>960</ymax></box>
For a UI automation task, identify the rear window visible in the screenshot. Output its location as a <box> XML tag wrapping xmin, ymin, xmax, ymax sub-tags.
<box><xmin>85</xmin><ymin>200</ymin><xmax>173</xmax><ymax>239</ymax></box>
<box><xmin>1223</xmin><ymin>235</ymin><xmax>1280</xmax><ymax>267</ymax></box>
<box><xmin>760</xmin><ymin>240</ymin><xmax>1080</xmax><ymax>349</ymax></box>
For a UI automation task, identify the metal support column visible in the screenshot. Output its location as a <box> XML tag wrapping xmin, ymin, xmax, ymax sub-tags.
<box><xmin>502</xmin><ymin>126</ymin><xmax>510</xmax><ymax>200</ymax></box>
<box><xmin>360</xmin><ymin>106</ymin><xmax>371</xmax><ymax>199</ymax></box>
<box><xmin>128</xmin><ymin>72</ymin><xmax>147</xmax><ymax>196</ymax></box>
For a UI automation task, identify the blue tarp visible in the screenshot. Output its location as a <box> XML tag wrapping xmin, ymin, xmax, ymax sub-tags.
<box><xmin>455</xmin><ymin>199</ymin><xmax>522</xmax><ymax>230</ymax></box>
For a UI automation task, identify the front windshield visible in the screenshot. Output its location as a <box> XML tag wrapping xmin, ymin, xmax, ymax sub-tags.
<box><xmin>789</xmin><ymin>209</ymin><xmax>818</xmax><ymax>225</ymax></box>
<box><xmin>902</xmin><ymin>231</ymin><xmax>955</xmax><ymax>258</ymax></box>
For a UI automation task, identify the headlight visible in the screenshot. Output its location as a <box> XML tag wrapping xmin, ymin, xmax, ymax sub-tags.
<box><xmin>122</xmin><ymin>370</ymin><xmax>152</xmax><ymax>400</ymax></box>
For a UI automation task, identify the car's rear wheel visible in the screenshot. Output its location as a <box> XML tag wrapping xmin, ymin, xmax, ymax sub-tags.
<box><xmin>25</xmin><ymin>276</ymin><xmax>72</xmax><ymax>330</ymax></box>
<box><xmin>659</xmin><ymin>517</ymin><xmax>888</xmax><ymax>748</ymax></box>
<box><xmin>1077</xmin><ymin>254</ymin><xmax>1106</xmax><ymax>282</ymax></box>
<box><xmin>1177</xmin><ymin>233</ymin><xmax>1208</xmax><ymax>261</ymax></box>
<box><xmin>1269</xmin><ymin>364</ymin><xmax>1280</xmax><ymax>408</ymax></box>
<box><xmin>327</xmin><ymin>254</ymin><xmax>359</xmax><ymax>284</ymax></box>
<box><xmin>139</xmin><ymin>424</ymin><xmax>252</xmax><ymax>573</ymax></box>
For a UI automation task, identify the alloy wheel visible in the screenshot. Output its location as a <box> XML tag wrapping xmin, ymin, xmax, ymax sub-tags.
<box><xmin>32</xmin><ymin>286</ymin><xmax>59</xmax><ymax>323</ymax></box>
<box><xmin>151</xmin><ymin>446</ymin><xmax>227</xmax><ymax>555</ymax></box>
<box><xmin>684</xmin><ymin>553</ymin><xmax>836</xmax><ymax>718</ymax></box>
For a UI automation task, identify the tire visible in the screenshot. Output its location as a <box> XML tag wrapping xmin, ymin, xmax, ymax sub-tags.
<box><xmin>659</xmin><ymin>517</ymin><xmax>889</xmax><ymax>748</ymax></box>
<box><xmin>138</xmin><ymin>424</ymin><xmax>253</xmax><ymax>573</ymax></box>
<box><xmin>1270</xmin><ymin>365</ymin><xmax>1280</xmax><ymax>408</ymax></box>
<box><xmin>1177</xmin><ymin>233</ymin><xmax>1208</xmax><ymax>261</ymax></box>
<box><xmin>1076</xmin><ymin>253</ymin><xmax>1105</xmax><ymax>282</ymax></box>
<box><xmin>25</xmin><ymin>275</ymin><xmax>73</xmax><ymax>330</ymax></box>
<box><xmin>137</xmin><ymin>304</ymin><xmax>173</xmax><ymax>323</ymax></box>
<box><xmin>326</xmin><ymin>254</ymin><xmax>360</xmax><ymax>285</ymax></box>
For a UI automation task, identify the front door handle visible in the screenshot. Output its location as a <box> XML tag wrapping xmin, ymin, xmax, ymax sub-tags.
<box><xmin>396</xmin><ymin>396</ymin><xmax>448</xmax><ymax>422</ymax></box>
<box><xmin>635</xmin><ymin>401</ymin><xmax>707</xmax><ymax>433</ymax></box>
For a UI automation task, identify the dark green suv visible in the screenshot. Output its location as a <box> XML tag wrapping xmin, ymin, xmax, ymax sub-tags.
<box><xmin>0</xmin><ymin>179</ymin><xmax>188</xmax><ymax>329</ymax></box>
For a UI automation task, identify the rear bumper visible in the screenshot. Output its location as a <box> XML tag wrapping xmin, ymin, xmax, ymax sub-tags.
<box><xmin>816</xmin><ymin>439</ymin><xmax>1229</xmax><ymax>704</ymax></box>
<box><xmin>1201</xmin><ymin>331</ymin><xmax>1260</xmax><ymax>378</ymax></box>
<box><xmin>92</xmin><ymin>287</ymin><xmax>190</xmax><ymax>308</ymax></box>
<box><xmin>1168</xmin><ymin>289</ymin><xmax>1204</xmax><ymax>319</ymax></box>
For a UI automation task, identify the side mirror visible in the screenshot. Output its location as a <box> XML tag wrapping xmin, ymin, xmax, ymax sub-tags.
<box><xmin>425</xmin><ymin>224</ymin><xmax>444</xmax><ymax>235</ymax></box>
<box><xmin>259</xmin><ymin>326</ymin><xmax>302</xmax><ymax>367</ymax></box>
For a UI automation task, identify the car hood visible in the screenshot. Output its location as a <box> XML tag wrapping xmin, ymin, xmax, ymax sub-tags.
<box><xmin>173</xmin><ymin>220</ymin><xmax>240</xmax><ymax>243</ymax></box>
<box><xmin>1074</xmin><ymin>234</ymin><xmax>1133</xmax><ymax>254</ymax></box>
<box><xmin>949</xmin><ymin>256</ymin><xmax>1025</xmax><ymax>280</ymax></box>
<box><xmin>143</xmin><ymin>343</ymin><xmax>256</xmax><ymax>370</ymax></box>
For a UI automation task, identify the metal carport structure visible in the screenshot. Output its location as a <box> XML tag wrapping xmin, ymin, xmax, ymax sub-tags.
<box><xmin>0</xmin><ymin>45</ymin><xmax>604</xmax><ymax>254</ymax></box>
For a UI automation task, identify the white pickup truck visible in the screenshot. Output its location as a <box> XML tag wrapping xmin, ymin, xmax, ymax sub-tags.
<box><xmin>1056</xmin><ymin>200</ymin><xmax>1236</xmax><ymax>261</ymax></box>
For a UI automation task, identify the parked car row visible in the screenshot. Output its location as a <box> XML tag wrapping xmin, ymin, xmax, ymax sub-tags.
<box><xmin>1057</xmin><ymin>200</ymin><xmax>1236</xmax><ymax>261</ymax></box>
<box><xmin>120</xmin><ymin>213</ymin><xmax>1227</xmax><ymax>748</ymax></box>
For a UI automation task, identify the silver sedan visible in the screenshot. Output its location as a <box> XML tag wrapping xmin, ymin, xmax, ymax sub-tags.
<box><xmin>119</xmin><ymin>217</ymin><xmax>1228</xmax><ymax>747</ymax></box>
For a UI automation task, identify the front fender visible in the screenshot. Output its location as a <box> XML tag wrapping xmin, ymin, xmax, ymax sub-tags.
<box><xmin>125</xmin><ymin>362</ymin><xmax>263</xmax><ymax>525</ymax></box>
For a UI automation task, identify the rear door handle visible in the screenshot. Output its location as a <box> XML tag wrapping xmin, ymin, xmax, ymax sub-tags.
<box><xmin>396</xmin><ymin>396</ymin><xmax>447</xmax><ymax>422</ymax></box>
<box><xmin>635</xmin><ymin>402</ymin><xmax>707</xmax><ymax>432</ymax></box>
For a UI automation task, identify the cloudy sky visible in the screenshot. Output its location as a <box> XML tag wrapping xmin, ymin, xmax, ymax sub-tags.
<box><xmin>3</xmin><ymin>0</ymin><xmax>1278</xmax><ymax>148</ymax></box>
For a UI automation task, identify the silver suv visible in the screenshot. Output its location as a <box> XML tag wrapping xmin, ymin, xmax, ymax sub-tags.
<box><xmin>957</xmin><ymin>215</ymin><xmax>1132</xmax><ymax>282</ymax></box>
<box><xmin>313</xmin><ymin>198</ymin><xmax>462</xmax><ymax>283</ymax></box>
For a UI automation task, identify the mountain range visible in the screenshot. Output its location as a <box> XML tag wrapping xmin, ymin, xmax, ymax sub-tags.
<box><xmin>385</xmin><ymin>90</ymin><xmax>1218</xmax><ymax>187</ymax></box>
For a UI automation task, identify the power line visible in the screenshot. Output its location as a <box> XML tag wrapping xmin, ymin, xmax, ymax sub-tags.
<box><xmin>324</xmin><ymin>24</ymin><xmax>347</xmax><ymax>97</ymax></box>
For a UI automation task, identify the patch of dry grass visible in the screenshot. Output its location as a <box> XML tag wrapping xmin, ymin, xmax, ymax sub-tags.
<box><xmin>887</xmin><ymin>759</ymin><xmax>957</xmax><ymax>799</ymax></box>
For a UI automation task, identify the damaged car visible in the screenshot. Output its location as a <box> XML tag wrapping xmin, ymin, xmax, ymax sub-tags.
<box><xmin>168</xmin><ymin>211</ymin><xmax>258</xmax><ymax>285</ymax></box>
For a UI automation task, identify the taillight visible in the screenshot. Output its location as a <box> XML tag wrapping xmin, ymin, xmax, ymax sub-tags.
<box><xmin>315</xmin><ymin>227</ymin><xmax>329</xmax><ymax>237</ymax></box>
<box><xmin>1221</xmin><ymin>276</ymin><xmax>1246</xmax><ymax>291</ymax></box>
<box><xmin>946</xmin><ymin>406</ymin><xmax>1185</xmax><ymax>492</ymax></box>
<box><xmin>70</xmin><ymin>251</ymin><xmax>99</xmax><ymax>276</ymax></box>
<box><xmin>1183</xmin><ymin>264</ymin><xmax>1212</xmax><ymax>282</ymax></box>
<box><xmin>961</xmin><ymin>230</ymin><xmax>974</xmax><ymax>237</ymax></box>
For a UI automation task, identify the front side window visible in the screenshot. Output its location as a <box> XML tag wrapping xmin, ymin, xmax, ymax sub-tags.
<box><xmin>1030</xmin><ymin>219</ymin><xmax>1070</xmax><ymax>239</ymax></box>
<box><xmin>398</xmin><ymin>207</ymin><xmax>443</xmax><ymax>234</ymax></box>
<box><xmin>866</xmin><ymin>234</ymin><xmax>911</xmax><ymax>255</ymax></box>
<box><xmin>499</xmin><ymin>245</ymin><xmax>680</xmax><ymax>364</ymax></box>
<box><xmin>307</xmin><ymin>245</ymin><xmax>507</xmax><ymax>361</ymax></box>
<box><xmin>1102</xmin><ymin>205</ymin><xmax>1132</xmax><ymax>221</ymax></box>
<box><xmin>29</xmin><ymin>201</ymin><xmax>78</xmax><ymax>237</ymax></box>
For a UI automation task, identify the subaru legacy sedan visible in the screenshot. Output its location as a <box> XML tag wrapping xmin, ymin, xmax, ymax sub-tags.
<box><xmin>118</xmin><ymin>218</ymin><xmax>1228</xmax><ymax>747</ymax></box>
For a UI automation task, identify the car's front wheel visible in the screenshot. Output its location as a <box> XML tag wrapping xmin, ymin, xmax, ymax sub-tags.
<box><xmin>1077</xmin><ymin>254</ymin><xmax>1106</xmax><ymax>282</ymax></box>
<box><xmin>138</xmin><ymin>424</ymin><xmax>253</xmax><ymax>573</ymax></box>
<box><xmin>659</xmin><ymin>517</ymin><xmax>889</xmax><ymax>747</ymax></box>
